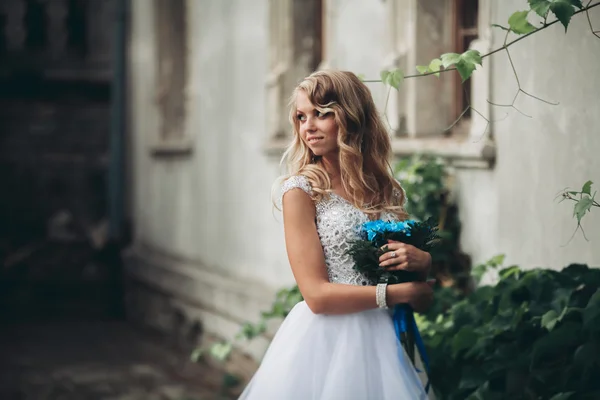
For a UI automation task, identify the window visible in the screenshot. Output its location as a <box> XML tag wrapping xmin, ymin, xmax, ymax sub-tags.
<box><xmin>151</xmin><ymin>0</ymin><xmax>191</xmax><ymax>155</ymax></box>
<box><xmin>386</xmin><ymin>0</ymin><xmax>494</xmax><ymax>168</ymax></box>
<box><xmin>265</xmin><ymin>0</ymin><xmax>325</xmax><ymax>150</ymax></box>
<box><xmin>453</xmin><ymin>0</ymin><xmax>479</xmax><ymax>121</ymax></box>
<box><xmin>384</xmin><ymin>0</ymin><xmax>453</xmax><ymax>138</ymax></box>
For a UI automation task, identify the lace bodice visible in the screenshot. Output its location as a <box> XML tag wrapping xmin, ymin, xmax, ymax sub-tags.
<box><xmin>280</xmin><ymin>175</ymin><xmax>397</xmax><ymax>286</ymax></box>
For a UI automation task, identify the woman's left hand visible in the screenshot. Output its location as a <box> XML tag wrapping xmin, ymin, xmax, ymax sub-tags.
<box><xmin>378</xmin><ymin>240</ymin><xmax>431</xmax><ymax>273</ymax></box>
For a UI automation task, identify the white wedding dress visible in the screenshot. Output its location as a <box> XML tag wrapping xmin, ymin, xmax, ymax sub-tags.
<box><xmin>239</xmin><ymin>176</ymin><xmax>431</xmax><ymax>400</ymax></box>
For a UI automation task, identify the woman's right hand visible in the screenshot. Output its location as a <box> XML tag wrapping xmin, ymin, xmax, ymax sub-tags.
<box><xmin>389</xmin><ymin>281</ymin><xmax>434</xmax><ymax>313</ymax></box>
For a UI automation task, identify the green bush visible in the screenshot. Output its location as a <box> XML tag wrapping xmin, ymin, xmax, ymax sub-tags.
<box><xmin>419</xmin><ymin>261</ymin><xmax>600</xmax><ymax>400</ymax></box>
<box><xmin>395</xmin><ymin>154</ymin><xmax>471</xmax><ymax>291</ymax></box>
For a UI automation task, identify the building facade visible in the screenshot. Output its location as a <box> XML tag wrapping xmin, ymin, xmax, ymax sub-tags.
<box><xmin>124</xmin><ymin>0</ymin><xmax>600</xmax><ymax>362</ymax></box>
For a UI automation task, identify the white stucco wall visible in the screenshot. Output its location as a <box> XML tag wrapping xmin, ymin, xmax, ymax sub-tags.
<box><xmin>127</xmin><ymin>0</ymin><xmax>294</xmax><ymax>357</ymax></box>
<box><xmin>457</xmin><ymin>2</ymin><xmax>600</xmax><ymax>270</ymax></box>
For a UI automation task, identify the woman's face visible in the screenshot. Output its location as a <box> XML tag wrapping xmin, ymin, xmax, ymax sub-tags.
<box><xmin>295</xmin><ymin>90</ymin><xmax>339</xmax><ymax>159</ymax></box>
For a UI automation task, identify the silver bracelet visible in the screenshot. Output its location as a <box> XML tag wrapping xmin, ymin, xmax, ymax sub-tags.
<box><xmin>376</xmin><ymin>283</ymin><xmax>388</xmax><ymax>309</ymax></box>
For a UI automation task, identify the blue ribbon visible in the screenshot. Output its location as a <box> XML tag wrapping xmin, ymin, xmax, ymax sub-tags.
<box><xmin>393</xmin><ymin>304</ymin><xmax>431</xmax><ymax>393</ymax></box>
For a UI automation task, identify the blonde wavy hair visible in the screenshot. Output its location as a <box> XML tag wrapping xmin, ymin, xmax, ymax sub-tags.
<box><xmin>275</xmin><ymin>70</ymin><xmax>407</xmax><ymax>220</ymax></box>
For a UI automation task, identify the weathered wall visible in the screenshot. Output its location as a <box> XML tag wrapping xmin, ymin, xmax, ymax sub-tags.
<box><xmin>126</xmin><ymin>0</ymin><xmax>288</xmax><ymax>360</ymax></box>
<box><xmin>456</xmin><ymin>2</ymin><xmax>600</xmax><ymax>271</ymax></box>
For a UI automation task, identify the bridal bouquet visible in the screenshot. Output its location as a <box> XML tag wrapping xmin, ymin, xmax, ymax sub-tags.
<box><xmin>347</xmin><ymin>219</ymin><xmax>437</xmax><ymax>285</ymax></box>
<box><xmin>346</xmin><ymin>219</ymin><xmax>437</xmax><ymax>392</ymax></box>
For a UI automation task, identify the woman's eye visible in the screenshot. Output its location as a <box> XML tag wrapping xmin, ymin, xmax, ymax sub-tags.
<box><xmin>296</xmin><ymin>114</ymin><xmax>306</xmax><ymax>121</ymax></box>
<box><xmin>316</xmin><ymin>111</ymin><xmax>330</xmax><ymax>118</ymax></box>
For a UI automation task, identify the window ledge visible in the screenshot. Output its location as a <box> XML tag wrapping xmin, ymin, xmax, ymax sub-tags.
<box><xmin>264</xmin><ymin>135</ymin><xmax>495</xmax><ymax>169</ymax></box>
<box><xmin>391</xmin><ymin>135</ymin><xmax>496</xmax><ymax>169</ymax></box>
<box><xmin>150</xmin><ymin>139</ymin><xmax>194</xmax><ymax>158</ymax></box>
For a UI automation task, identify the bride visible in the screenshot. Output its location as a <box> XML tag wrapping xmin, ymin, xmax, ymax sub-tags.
<box><xmin>239</xmin><ymin>70</ymin><xmax>434</xmax><ymax>399</ymax></box>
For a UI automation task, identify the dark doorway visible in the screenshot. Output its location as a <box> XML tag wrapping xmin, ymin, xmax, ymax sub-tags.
<box><xmin>0</xmin><ymin>0</ymin><xmax>125</xmax><ymax>322</ymax></box>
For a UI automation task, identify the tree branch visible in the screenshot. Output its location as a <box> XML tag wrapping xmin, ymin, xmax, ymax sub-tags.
<box><xmin>587</xmin><ymin>1</ymin><xmax>600</xmax><ymax>38</ymax></box>
<box><xmin>363</xmin><ymin>1</ymin><xmax>600</xmax><ymax>83</ymax></box>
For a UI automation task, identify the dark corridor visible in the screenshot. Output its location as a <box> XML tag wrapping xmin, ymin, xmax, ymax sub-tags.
<box><xmin>0</xmin><ymin>0</ymin><xmax>125</xmax><ymax>322</ymax></box>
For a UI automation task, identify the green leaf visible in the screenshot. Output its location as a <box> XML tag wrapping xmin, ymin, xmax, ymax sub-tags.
<box><xmin>573</xmin><ymin>342</ymin><xmax>597</xmax><ymax>367</ymax></box>
<box><xmin>549</xmin><ymin>392</ymin><xmax>575</xmax><ymax>400</ymax></box>
<box><xmin>573</xmin><ymin>196</ymin><xmax>593</xmax><ymax>224</ymax></box>
<box><xmin>452</xmin><ymin>326</ymin><xmax>478</xmax><ymax>356</ymax></box>
<box><xmin>357</xmin><ymin>73</ymin><xmax>366</xmax><ymax>81</ymax></box>
<box><xmin>528</xmin><ymin>0</ymin><xmax>551</xmax><ymax>18</ymax></box>
<box><xmin>416</xmin><ymin>65</ymin><xmax>429</xmax><ymax>74</ymax></box>
<box><xmin>583</xmin><ymin>289</ymin><xmax>600</xmax><ymax>331</ymax></box>
<box><xmin>582</xmin><ymin>180</ymin><xmax>593</xmax><ymax>195</ymax></box>
<box><xmin>380</xmin><ymin>70</ymin><xmax>390</xmax><ymax>84</ymax></box>
<box><xmin>440</xmin><ymin>50</ymin><xmax>483</xmax><ymax>82</ymax></box>
<box><xmin>440</xmin><ymin>53</ymin><xmax>461</xmax><ymax>69</ymax></box>
<box><xmin>209</xmin><ymin>342</ymin><xmax>233</xmax><ymax>361</ymax></box>
<box><xmin>499</xmin><ymin>265</ymin><xmax>520</xmax><ymax>280</ymax></box>
<box><xmin>541</xmin><ymin>309</ymin><xmax>560</xmax><ymax>331</ymax></box>
<box><xmin>550</xmin><ymin>1</ymin><xmax>576</xmax><ymax>31</ymax></box>
<box><xmin>508</xmin><ymin>10</ymin><xmax>537</xmax><ymax>34</ymax></box>
<box><xmin>461</xmin><ymin>49</ymin><xmax>483</xmax><ymax>66</ymax></box>
<box><xmin>388</xmin><ymin>69</ymin><xmax>404</xmax><ymax>90</ymax></box>
<box><xmin>190</xmin><ymin>347</ymin><xmax>204</xmax><ymax>362</ymax></box>
<box><xmin>458</xmin><ymin>366</ymin><xmax>488</xmax><ymax>389</ymax></box>
<box><xmin>456</xmin><ymin>60</ymin><xmax>476</xmax><ymax>82</ymax></box>
<box><xmin>428</xmin><ymin>58</ymin><xmax>442</xmax><ymax>77</ymax></box>
<box><xmin>380</xmin><ymin>69</ymin><xmax>404</xmax><ymax>90</ymax></box>
<box><xmin>567</xmin><ymin>0</ymin><xmax>583</xmax><ymax>9</ymax></box>
<box><xmin>489</xmin><ymin>254</ymin><xmax>506</xmax><ymax>267</ymax></box>
<box><xmin>532</xmin><ymin>322</ymin><xmax>580</xmax><ymax>364</ymax></box>
<box><xmin>222</xmin><ymin>372</ymin><xmax>242</xmax><ymax>388</ymax></box>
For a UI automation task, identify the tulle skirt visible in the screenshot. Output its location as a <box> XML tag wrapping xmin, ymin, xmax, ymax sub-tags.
<box><xmin>239</xmin><ymin>301</ymin><xmax>431</xmax><ymax>400</ymax></box>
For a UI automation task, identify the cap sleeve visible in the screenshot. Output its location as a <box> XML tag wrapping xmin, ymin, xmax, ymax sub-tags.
<box><xmin>278</xmin><ymin>175</ymin><xmax>313</xmax><ymax>208</ymax></box>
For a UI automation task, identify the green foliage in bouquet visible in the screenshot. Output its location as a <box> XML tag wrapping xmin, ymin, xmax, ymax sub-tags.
<box><xmin>346</xmin><ymin>219</ymin><xmax>438</xmax><ymax>284</ymax></box>
<box><xmin>418</xmin><ymin>258</ymin><xmax>600</xmax><ymax>400</ymax></box>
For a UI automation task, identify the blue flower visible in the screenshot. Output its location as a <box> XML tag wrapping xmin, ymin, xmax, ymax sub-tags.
<box><xmin>360</xmin><ymin>219</ymin><xmax>419</xmax><ymax>241</ymax></box>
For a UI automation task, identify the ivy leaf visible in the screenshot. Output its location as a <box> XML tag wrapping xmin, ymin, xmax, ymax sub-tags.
<box><xmin>458</xmin><ymin>366</ymin><xmax>488</xmax><ymax>389</ymax></box>
<box><xmin>388</xmin><ymin>69</ymin><xmax>404</xmax><ymax>89</ymax></box>
<box><xmin>508</xmin><ymin>10</ymin><xmax>537</xmax><ymax>34</ymax></box>
<box><xmin>567</xmin><ymin>0</ymin><xmax>583</xmax><ymax>9</ymax></box>
<box><xmin>573</xmin><ymin>196</ymin><xmax>593</xmax><ymax>224</ymax></box>
<box><xmin>440</xmin><ymin>53</ymin><xmax>461</xmax><ymax>69</ymax></box>
<box><xmin>550</xmin><ymin>1</ymin><xmax>576</xmax><ymax>31</ymax></box>
<box><xmin>190</xmin><ymin>347</ymin><xmax>204</xmax><ymax>362</ymax></box>
<box><xmin>441</xmin><ymin>50</ymin><xmax>482</xmax><ymax>82</ymax></box>
<box><xmin>451</xmin><ymin>326</ymin><xmax>478</xmax><ymax>356</ymax></box>
<box><xmin>429</xmin><ymin>58</ymin><xmax>443</xmax><ymax>77</ymax></box>
<box><xmin>357</xmin><ymin>73</ymin><xmax>366</xmax><ymax>81</ymax></box>
<box><xmin>416</xmin><ymin>65</ymin><xmax>429</xmax><ymax>74</ymax></box>
<box><xmin>581</xmin><ymin>180</ymin><xmax>593</xmax><ymax>196</ymax></box>
<box><xmin>528</xmin><ymin>0</ymin><xmax>551</xmax><ymax>18</ymax></box>
<box><xmin>222</xmin><ymin>372</ymin><xmax>241</xmax><ymax>389</ymax></box>
<box><xmin>209</xmin><ymin>342</ymin><xmax>233</xmax><ymax>361</ymax></box>
<box><xmin>499</xmin><ymin>265</ymin><xmax>521</xmax><ymax>280</ymax></box>
<box><xmin>573</xmin><ymin>342</ymin><xmax>597</xmax><ymax>367</ymax></box>
<box><xmin>583</xmin><ymin>289</ymin><xmax>600</xmax><ymax>331</ymax></box>
<box><xmin>380</xmin><ymin>69</ymin><xmax>404</xmax><ymax>90</ymax></box>
<box><xmin>549</xmin><ymin>393</ymin><xmax>575</xmax><ymax>400</ymax></box>
<box><xmin>541</xmin><ymin>309</ymin><xmax>560</xmax><ymax>331</ymax></box>
<box><xmin>532</xmin><ymin>322</ymin><xmax>580</xmax><ymax>364</ymax></box>
<box><xmin>380</xmin><ymin>70</ymin><xmax>390</xmax><ymax>84</ymax></box>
